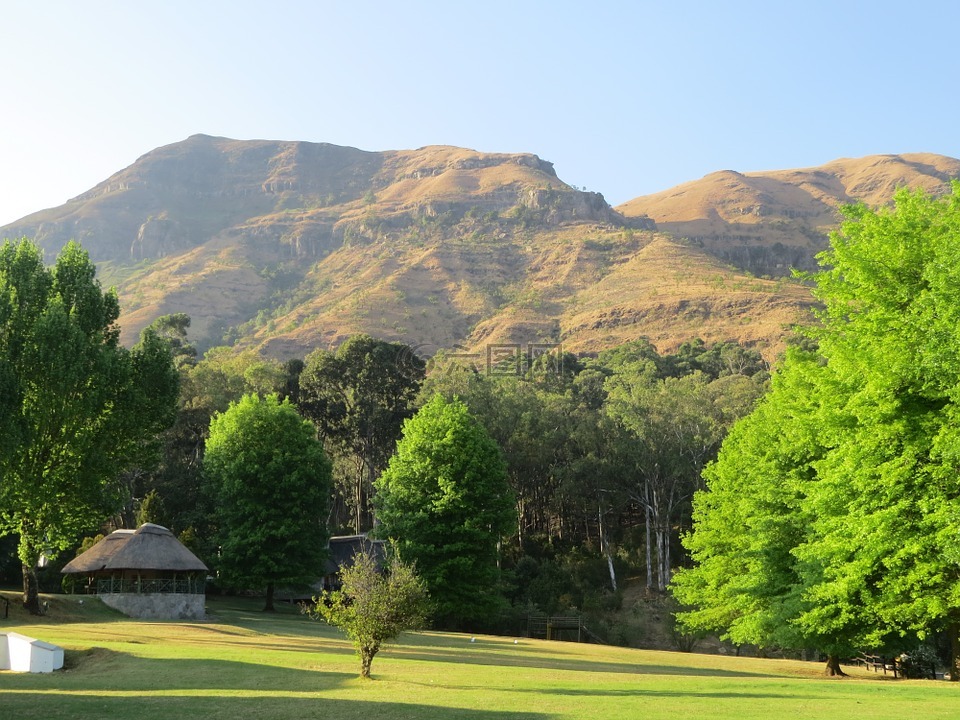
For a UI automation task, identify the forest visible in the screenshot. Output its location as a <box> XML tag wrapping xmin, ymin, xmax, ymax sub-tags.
<box><xmin>140</xmin><ymin>328</ymin><xmax>763</xmax><ymax>616</ymax></box>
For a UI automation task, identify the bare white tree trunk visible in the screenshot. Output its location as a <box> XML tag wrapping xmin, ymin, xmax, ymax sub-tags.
<box><xmin>644</xmin><ymin>501</ymin><xmax>653</xmax><ymax>590</ymax></box>
<box><xmin>599</xmin><ymin>504</ymin><xmax>617</xmax><ymax>591</ymax></box>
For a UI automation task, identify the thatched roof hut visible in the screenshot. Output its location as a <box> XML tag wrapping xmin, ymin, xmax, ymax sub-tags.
<box><xmin>62</xmin><ymin>523</ymin><xmax>207</xmax><ymax>574</ymax></box>
<box><xmin>62</xmin><ymin>524</ymin><xmax>207</xmax><ymax>620</ymax></box>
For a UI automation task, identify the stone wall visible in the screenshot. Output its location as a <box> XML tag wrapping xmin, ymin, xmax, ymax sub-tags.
<box><xmin>98</xmin><ymin>592</ymin><xmax>205</xmax><ymax>620</ymax></box>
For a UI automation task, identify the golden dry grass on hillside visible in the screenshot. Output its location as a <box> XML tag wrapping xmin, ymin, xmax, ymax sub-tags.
<box><xmin>62</xmin><ymin>148</ymin><xmax>957</xmax><ymax>360</ymax></box>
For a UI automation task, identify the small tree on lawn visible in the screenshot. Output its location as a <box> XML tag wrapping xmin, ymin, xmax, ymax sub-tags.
<box><xmin>307</xmin><ymin>550</ymin><xmax>428</xmax><ymax>678</ymax></box>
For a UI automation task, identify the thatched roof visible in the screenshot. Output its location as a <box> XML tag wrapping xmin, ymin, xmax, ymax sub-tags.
<box><xmin>62</xmin><ymin>524</ymin><xmax>208</xmax><ymax>574</ymax></box>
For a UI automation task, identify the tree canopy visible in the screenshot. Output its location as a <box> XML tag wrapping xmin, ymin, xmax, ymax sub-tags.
<box><xmin>674</xmin><ymin>184</ymin><xmax>960</xmax><ymax>676</ymax></box>
<box><xmin>299</xmin><ymin>335</ymin><xmax>425</xmax><ymax>532</ymax></box>
<box><xmin>0</xmin><ymin>239</ymin><xmax>179</xmax><ymax>612</ymax></box>
<box><xmin>375</xmin><ymin>393</ymin><xmax>514</xmax><ymax>628</ymax></box>
<box><xmin>204</xmin><ymin>393</ymin><xmax>332</xmax><ymax>610</ymax></box>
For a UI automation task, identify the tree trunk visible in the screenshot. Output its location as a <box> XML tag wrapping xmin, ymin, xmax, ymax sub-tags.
<box><xmin>660</xmin><ymin>526</ymin><xmax>672</xmax><ymax>590</ymax></box>
<box><xmin>824</xmin><ymin>654</ymin><xmax>847</xmax><ymax>677</ymax></box>
<box><xmin>516</xmin><ymin>498</ymin><xmax>524</xmax><ymax>548</ymax></box>
<box><xmin>355</xmin><ymin>463</ymin><xmax>363</xmax><ymax>533</ymax></box>
<box><xmin>644</xmin><ymin>505</ymin><xmax>653</xmax><ymax>590</ymax></box>
<box><xmin>655</xmin><ymin>527</ymin><xmax>668</xmax><ymax>591</ymax></box>
<box><xmin>264</xmin><ymin>581</ymin><xmax>276</xmax><ymax>612</ymax></box>
<box><xmin>605</xmin><ymin>552</ymin><xmax>617</xmax><ymax>592</ymax></box>
<box><xmin>599</xmin><ymin>505</ymin><xmax>617</xmax><ymax>592</ymax></box>
<box><xmin>360</xmin><ymin>644</ymin><xmax>378</xmax><ymax>679</ymax></box>
<box><xmin>22</xmin><ymin>563</ymin><xmax>41</xmax><ymax>615</ymax></box>
<box><xmin>950</xmin><ymin>622</ymin><xmax>960</xmax><ymax>682</ymax></box>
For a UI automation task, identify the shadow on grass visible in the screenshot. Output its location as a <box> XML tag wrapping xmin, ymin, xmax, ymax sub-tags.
<box><xmin>0</xmin><ymin>693</ymin><xmax>549</xmax><ymax>720</ymax></box>
<box><xmin>0</xmin><ymin>649</ymin><xmax>550</xmax><ymax>720</ymax></box>
<box><xmin>386</xmin><ymin>643</ymin><xmax>771</xmax><ymax>679</ymax></box>
<box><xmin>3</xmin><ymin>648</ymin><xmax>353</xmax><ymax>692</ymax></box>
<box><xmin>483</xmin><ymin>685</ymin><xmax>819</xmax><ymax>701</ymax></box>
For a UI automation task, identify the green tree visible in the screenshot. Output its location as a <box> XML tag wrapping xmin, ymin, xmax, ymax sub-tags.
<box><xmin>672</xmin><ymin>349</ymin><xmax>859</xmax><ymax>673</ymax></box>
<box><xmin>675</xmin><ymin>185</ymin><xmax>960</xmax><ymax>677</ymax></box>
<box><xmin>299</xmin><ymin>335</ymin><xmax>425</xmax><ymax>532</ymax></box>
<box><xmin>791</xmin><ymin>185</ymin><xmax>960</xmax><ymax>677</ymax></box>
<box><xmin>145</xmin><ymin>312</ymin><xmax>197</xmax><ymax>370</ymax></box>
<box><xmin>204</xmin><ymin>393</ymin><xmax>332</xmax><ymax>611</ymax></box>
<box><xmin>306</xmin><ymin>550</ymin><xmax>428</xmax><ymax>678</ymax></box>
<box><xmin>0</xmin><ymin>239</ymin><xmax>179</xmax><ymax>613</ymax></box>
<box><xmin>375</xmin><ymin>394</ymin><xmax>515</xmax><ymax>628</ymax></box>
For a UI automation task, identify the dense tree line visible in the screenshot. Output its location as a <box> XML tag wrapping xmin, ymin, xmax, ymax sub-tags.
<box><xmin>418</xmin><ymin>339</ymin><xmax>766</xmax><ymax>619</ymax></box>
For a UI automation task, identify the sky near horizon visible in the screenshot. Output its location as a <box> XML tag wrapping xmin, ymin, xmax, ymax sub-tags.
<box><xmin>2</xmin><ymin>1</ymin><xmax>959</xmax><ymax>227</ymax></box>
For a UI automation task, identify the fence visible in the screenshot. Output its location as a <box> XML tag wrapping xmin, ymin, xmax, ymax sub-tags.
<box><xmin>96</xmin><ymin>577</ymin><xmax>204</xmax><ymax>595</ymax></box>
<box><xmin>527</xmin><ymin>614</ymin><xmax>584</xmax><ymax>642</ymax></box>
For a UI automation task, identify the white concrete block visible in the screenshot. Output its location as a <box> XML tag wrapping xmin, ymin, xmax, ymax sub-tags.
<box><xmin>0</xmin><ymin>633</ymin><xmax>9</xmax><ymax>670</ymax></box>
<box><xmin>2</xmin><ymin>632</ymin><xmax>64</xmax><ymax>673</ymax></box>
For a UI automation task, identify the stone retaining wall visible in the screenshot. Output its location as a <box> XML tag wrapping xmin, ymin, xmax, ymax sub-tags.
<box><xmin>99</xmin><ymin>592</ymin><xmax>205</xmax><ymax>620</ymax></box>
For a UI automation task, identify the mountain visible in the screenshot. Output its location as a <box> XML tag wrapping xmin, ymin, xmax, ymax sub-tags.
<box><xmin>617</xmin><ymin>153</ymin><xmax>960</xmax><ymax>276</ymax></box>
<box><xmin>3</xmin><ymin>136</ymin><xmax>956</xmax><ymax>361</ymax></box>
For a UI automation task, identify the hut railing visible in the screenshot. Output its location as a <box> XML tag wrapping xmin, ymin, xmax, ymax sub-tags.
<box><xmin>96</xmin><ymin>577</ymin><xmax>204</xmax><ymax>595</ymax></box>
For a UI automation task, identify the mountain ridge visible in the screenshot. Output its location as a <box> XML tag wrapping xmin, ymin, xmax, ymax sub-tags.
<box><xmin>3</xmin><ymin>137</ymin><xmax>956</xmax><ymax>361</ymax></box>
<box><xmin>617</xmin><ymin>152</ymin><xmax>960</xmax><ymax>275</ymax></box>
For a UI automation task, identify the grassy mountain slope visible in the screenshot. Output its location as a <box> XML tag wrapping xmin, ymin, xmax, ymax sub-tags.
<box><xmin>617</xmin><ymin>153</ymin><xmax>960</xmax><ymax>276</ymax></box>
<box><xmin>3</xmin><ymin>138</ymin><xmax>954</xmax><ymax>361</ymax></box>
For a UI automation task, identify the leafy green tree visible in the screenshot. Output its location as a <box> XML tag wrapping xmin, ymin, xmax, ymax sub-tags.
<box><xmin>135</xmin><ymin>489</ymin><xmax>166</xmax><ymax>527</ymax></box>
<box><xmin>299</xmin><ymin>335</ymin><xmax>425</xmax><ymax>532</ymax></box>
<box><xmin>675</xmin><ymin>185</ymin><xmax>960</xmax><ymax>677</ymax></box>
<box><xmin>375</xmin><ymin>394</ymin><xmax>514</xmax><ymax>628</ymax></box>
<box><xmin>204</xmin><ymin>393</ymin><xmax>331</xmax><ymax>611</ymax></box>
<box><xmin>791</xmin><ymin>184</ymin><xmax>960</xmax><ymax>677</ymax></box>
<box><xmin>145</xmin><ymin>313</ymin><xmax>197</xmax><ymax>370</ymax></box>
<box><xmin>183</xmin><ymin>347</ymin><xmax>288</xmax><ymax>413</ymax></box>
<box><xmin>672</xmin><ymin>349</ymin><xmax>860</xmax><ymax>673</ymax></box>
<box><xmin>0</xmin><ymin>239</ymin><xmax>179</xmax><ymax>613</ymax></box>
<box><xmin>306</xmin><ymin>550</ymin><xmax>428</xmax><ymax>678</ymax></box>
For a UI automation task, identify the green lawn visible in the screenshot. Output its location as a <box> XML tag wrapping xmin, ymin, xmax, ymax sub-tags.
<box><xmin>1</xmin><ymin>592</ymin><xmax>957</xmax><ymax>719</ymax></box>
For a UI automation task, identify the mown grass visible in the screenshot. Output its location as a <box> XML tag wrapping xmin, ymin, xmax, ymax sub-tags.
<box><xmin>1</xmin><ymin>591</ymin><xmax>958</xmax><ymax>719</ymax></box>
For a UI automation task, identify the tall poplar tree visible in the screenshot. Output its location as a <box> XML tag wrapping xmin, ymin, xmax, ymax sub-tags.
<box><xmin>0</xmin><ymin>239</ymin><xmax>179</xmax><ymax>613</ymax></box>
<box><xmin>205</xmin><ymin>393</ymin><xmax>331</xmax><ymax>610</ymax></box>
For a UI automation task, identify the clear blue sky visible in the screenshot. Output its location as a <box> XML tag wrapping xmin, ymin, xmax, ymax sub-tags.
<box><xmin>2</xmin><ymin>1</ymin><xmax>959</xmax><ymax>227</ymax></box>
